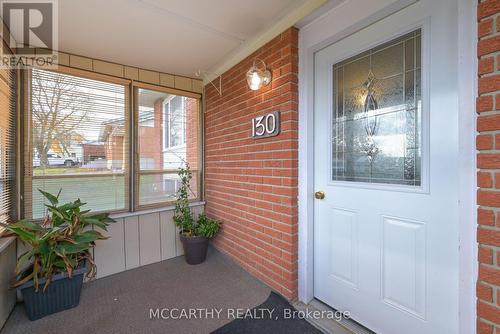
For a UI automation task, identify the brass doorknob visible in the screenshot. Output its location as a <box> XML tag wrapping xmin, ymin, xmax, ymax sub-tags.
<box><xmin>314</xmin><ymin>191</ymin><xmax>325</xmax><ymax>199</ymax></box>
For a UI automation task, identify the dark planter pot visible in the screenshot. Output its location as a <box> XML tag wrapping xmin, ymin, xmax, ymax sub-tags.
<box><xmin>19</xmin><ymin>262</ymin><xmax>87</xmax><ymax>321</ymax></box>
<box><xmin>180</xmin><ymin>234</ymin><xmax>209</xmax><ymax>265</ymax></box>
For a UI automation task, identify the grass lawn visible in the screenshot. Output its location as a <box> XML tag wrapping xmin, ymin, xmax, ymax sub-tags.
<box><xmin>31</xmin><ymin>174</ymin><xmax>183</xmax><ymax>218</ymax></box>
<box><xmin>32</xmin><ymin>175</ymin><xmax>126</xmax><ymax>218</ymax></box>
<box><xmin>33</xmin><ymin>167</ymin><xmax>110</xmax><ymax>176</ymax></box>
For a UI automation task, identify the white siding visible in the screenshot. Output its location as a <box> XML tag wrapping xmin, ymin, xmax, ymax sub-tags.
<box><xmin>94</xmin><ymin>203</ymin><xmax>204</xmax><ymax>278</ymax></box>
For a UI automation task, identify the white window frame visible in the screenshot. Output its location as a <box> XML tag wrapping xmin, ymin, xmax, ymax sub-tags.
<box><xmin>162</xmin><ymin>95</ymin><xmax>186</xmax><ymax>151</ymax></box>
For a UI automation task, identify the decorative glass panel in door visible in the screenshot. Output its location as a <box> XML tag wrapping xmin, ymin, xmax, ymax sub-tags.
<box><xmin>332</xmin><ymin>29</ymin><xmax>421</xmax><ymax>186</ymax></box>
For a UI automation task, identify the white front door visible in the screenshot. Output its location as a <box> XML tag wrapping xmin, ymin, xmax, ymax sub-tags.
<box><xmin>313</xmin><ymin>1</ymin><xmax>459</xmax><ymax>333</ymax></box>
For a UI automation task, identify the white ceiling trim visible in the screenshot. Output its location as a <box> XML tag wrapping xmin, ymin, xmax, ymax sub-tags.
<box><xmin>203</xmin><ymin>0</ymin><xmax>328</xmax><ymax>84</ymax></box>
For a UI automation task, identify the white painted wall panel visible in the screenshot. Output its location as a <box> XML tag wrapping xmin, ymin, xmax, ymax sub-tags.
<box><xmin>23</xmin><ymin>204</ymin><xmax>206</xmax><ymax>282</ymax></box>
<box><xmin>175</xmin><ymin>226</ymin><xmax>184</xmax><ymax>256</ymax></box>
<box><xmin>138</xmin><ymin>213</ymin><xmax>162</xmax><ymax>265</ymax></box>
<box><xmin>160</xmin><ymin>210</ymin><xmax>176</xmax><ymax>260</ymax></box>
<box><xmin>0</xmin><ymin>239</ymin><xmax>16</xmax><ymax>328</ymax></box>
<box><xmin>94</xmin><ymin>218</ymin><xmax>125</xmax><ymax>278</ymax></box>
<box><xmin>124</xmin><ymin>216</ymin><xmax>140</xmax><ymax>270</ymax></box>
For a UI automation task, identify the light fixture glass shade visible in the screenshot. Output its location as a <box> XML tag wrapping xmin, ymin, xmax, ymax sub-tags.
<box><xmin>246</xmin><ymin>60</ymin><xmax>272</xmax><ymax>91</ymax></box>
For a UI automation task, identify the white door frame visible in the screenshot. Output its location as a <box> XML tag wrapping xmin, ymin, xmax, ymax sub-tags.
<box><xmin>296</xmin><ymin>0</ymin><xmax>477</xmax><ymax>333</ymax></box>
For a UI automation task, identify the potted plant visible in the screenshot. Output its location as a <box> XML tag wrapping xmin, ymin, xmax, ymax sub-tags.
<box><xmin>0</xmin><ymin>189</ymin><xmax>114</xmax><ymax>320</ymax></box>
<box><xmin>173</xmin><ymin>164</ymin><xmax>221</xmax><ymax>265</ymax></box>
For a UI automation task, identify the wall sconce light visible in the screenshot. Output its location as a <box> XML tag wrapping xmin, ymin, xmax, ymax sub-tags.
<box><xmin>246</xmin><ymin>59</ymin><xmax>272</xmax><ymax>91</ymax></box>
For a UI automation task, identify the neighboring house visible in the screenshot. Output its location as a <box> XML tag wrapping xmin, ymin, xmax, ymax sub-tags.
<box><xmin>99</xmin><ymin>93</ymin><xmax>198</xmax><ymax>197</ymax></box>
<box><xmin>81</xmin><ymin>142</ymin><xmax>106</xmax><ymax>164</ymax></box>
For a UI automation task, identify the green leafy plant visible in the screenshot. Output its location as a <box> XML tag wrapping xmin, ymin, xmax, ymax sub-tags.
<box><xmin>173</xmin><ymin>164</ymin><xmax>221</xmax><ymax>237</ymax></box>
<box><xmin>0</xmin><ymin>189</ymin><xmax>114</xmax><ymax>291</ymax></box>
<box><xmin>173</xmin><ymin>163</ymin><xmax>195</xmax><ymax>236</ymax></box>
<box><xmin>195</xmin><ymin>213</ymin><xmax>221</xmax><ymax>238</ymax></box>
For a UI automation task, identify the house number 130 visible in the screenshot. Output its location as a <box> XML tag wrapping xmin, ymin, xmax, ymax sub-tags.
<box><xmin>251</xmin><ymin>111</ymin><xmax>280</xmax><ymax>139</ymax></box>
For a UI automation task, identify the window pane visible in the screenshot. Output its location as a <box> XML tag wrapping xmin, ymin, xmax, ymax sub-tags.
<box><xmin>332</xmin><ymin>30</ymin><xmax>421</xmax><ymax>186</ymax></box>
<box><xmin>169</xmin><ymin>96</ymin><xmax>185</xmax><ymax>147</ymax></box>
<box><xmin>32</xmin><ymin>176</ymin><xmax>125</xmax><ymax>219</ymax></box>
<box><xmin>29</xmin><ymin>69</ymin><xmax>127</xmax><ymax>218</ymax></box>
<box><xmin>137</xmin><ymin>88</ymin><xmax>199</xmax><ymax>171</ymax></box>
<box><xmin>138</xmin><ymin>172</ymin><xmax>198</xmax><ymax>206</ymax></box>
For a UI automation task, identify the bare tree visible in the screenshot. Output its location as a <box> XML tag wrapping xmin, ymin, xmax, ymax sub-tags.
<box><xmin>31</xmin><ymin>70</ymin><xmax>91</xmax><ymax>167</ymax></box>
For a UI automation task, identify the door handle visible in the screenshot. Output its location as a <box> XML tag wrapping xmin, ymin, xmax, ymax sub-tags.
<box><xmin>314</xmin><ymin>191</ymin><xmax>325</xmax><ymax>200</ymax></box>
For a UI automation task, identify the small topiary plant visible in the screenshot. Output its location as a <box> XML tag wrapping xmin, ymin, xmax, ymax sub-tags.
<box><xmin>173</xmin><ymin>163</ymin><xmax>195</xmax><ymax>236</ymax></box>
<box><xmin>173</xmin><ymin>163</ymin><xmax>221</xmax><ymax>238</ymax></box>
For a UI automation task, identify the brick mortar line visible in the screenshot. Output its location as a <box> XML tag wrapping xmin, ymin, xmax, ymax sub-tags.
<box><xmin>205</xmin><ymin>82</ymin><xmax>298</xmax><ymax>111</ymax></box>
<box><xmin>205</xmin><ymin>139</ymin><xmax>298</xmax><ymax>146</ymax></box>
<box><xmin>205</xmin><ymin>156</ymin><xmax>298</xmax><ymax>162</ymax></box>
<box><xmin>206</xmin><ymin>198</ymin><xmax>298</xmax><ymax>225</ymax></box>
<box><xmin>478</xmin><ymin>225</ymin><xmax>500</xmax><ymax>232</ymax></box>
<box><xmin>206</xmin><ymin>187</ymin><xmax>297</xmax><ymax>205</ymax></box>
<box><xmin>204</xmin><ymin>182</ymin><xmax>297</xmax><ymax>192</ymax></box>
<box><xmin>213</xmin><ymin>243</ymin><xmax>297</xmax><ymax>294</ymax></box>
<box><xmin>204</xmin><ymin>177</ymin><xmax>297</xmax><ymax>187</ymax></box>
<box><xmin>206</xmin><ymin>191</ymin><xmax>298</xmax><ymax>214</ymax></box>
<box><xmin>217</xmin><ymin>219</ymin><xmax>297</xmax><ymax>253</ymax></box>
<box><xmin>214</xmin><ymin>224</ymin><xmax>297</xmax><ymax>263</ymax></box>
<box><xmin>476</xmin><ymin>110</ymin><xmax>500</xmax><ymax>117</ymax></box>
<box><xmin>205</xmin><ymin>170</ymin><xmax>298</xmax><ymax>176</ymax></box>
<box><xmin>213</xmin><ymin>231</ymin><xmax>297</xmax><ymax>271</ymax></box>
<box><xmin>205</xmin><ymin>120</ymin><xmax>298</xmax><ymax>140</ymax></box>
<box><xmin>207</xmin><ymin>182</ymin><xmax>297</xmax><ymax>194</ymax></box>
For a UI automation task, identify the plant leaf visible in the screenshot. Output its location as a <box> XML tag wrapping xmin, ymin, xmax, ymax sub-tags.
<box><xmin>74</xmin><ymin>230</ymin><xmax>105</xmax><ymax>243</ymax></box>
<box><xmin>56</xmin><ymin>242</ymin><xmax>89</xmax><ymax>254</ymax></box>
<box><xmin>5</xmin><ymin>226</ymin><xmax>37</xmax><ymax>242</ymax></box>
<box><xmin>8</xmin><ymin>220</ymin><xmax>43</xmax><ymax>231</ymax></box>
<box><xmin>38</xmin><ymin>189</ymin><xmax>59</xmax><ymax>206</ymax></box>
<box><xmin>15</xmin><ymin>250</ymin><xmax>34</xmax><ymax>273</ymax></box>
<box><xmin>81</xmin><ymin>218</ymin><xmax>108</xmax><ymax>231</ymax></box>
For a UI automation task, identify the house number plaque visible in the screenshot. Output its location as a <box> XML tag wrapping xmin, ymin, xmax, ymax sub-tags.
<box><xmin>251</xmin><ymin>111</ymin><xmax>280</xmax><ymax>139</ymax></box>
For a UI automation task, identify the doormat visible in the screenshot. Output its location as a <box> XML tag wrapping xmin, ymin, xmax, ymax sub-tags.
<box><xmin>211</xmin><ymin>292</ymin><xmax>323</xmax><ymax>334</ymax></box>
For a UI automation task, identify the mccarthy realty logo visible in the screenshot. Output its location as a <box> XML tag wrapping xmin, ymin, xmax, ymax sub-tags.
<box><xmin>0</xmin><ymin>0</ymin><xmax>58</xmax><ymax>68</ymax></box>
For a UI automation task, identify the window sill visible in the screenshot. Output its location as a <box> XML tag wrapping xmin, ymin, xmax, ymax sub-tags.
<box><xmin>109</xmin><ymin>201</ymin><xmax>205</xmax><ymax>219</ymax></box>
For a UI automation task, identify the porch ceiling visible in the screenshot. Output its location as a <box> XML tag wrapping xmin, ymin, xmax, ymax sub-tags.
<box><xmin>58</xmin><ymin>0</ymin><xmax>309</xmax><ymax>77</ymax></box>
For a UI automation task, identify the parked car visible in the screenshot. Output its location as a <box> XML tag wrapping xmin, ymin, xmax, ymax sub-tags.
<box><xmin>33</xmin><ymin>153</ymin><xmax>78</xmax><ymax>167</ymax></box>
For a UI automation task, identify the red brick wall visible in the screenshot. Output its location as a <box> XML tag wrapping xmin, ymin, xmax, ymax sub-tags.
<box><xmin>204</xmin><ymin>27</ymin><xmax>299</xmax><ymax>299</ymax></box>
<box><xmin>136</xmin><ymin>99</ymin><xmax>163</xmax><ymax>169</ymax></box>
<box><xmin>477</xmin><ymin>1</ymin><xmax>500</xmax><ymax>332</ymax></box>
<box><xmin>82</xmin><ymin>143</ymin><xmax>105</xmax><ymax>163</ymax></box>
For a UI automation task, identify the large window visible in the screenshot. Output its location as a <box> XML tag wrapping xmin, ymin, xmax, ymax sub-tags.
<box><xmin>0</xmin><ymin>69</ymin><xmax>17</xmax><ymax>226</ymax></box>
<box><xmin>25</xmin><ymin>69</ymin><xmax>201</xmax><ymax>218</ymax></box>
<box><xmin>26</xmin><ymin>69</ymin><xmax>128</xmax><ymax>219</ymax></box>
<box><xmin>136</xmin><ymin>87</ymin><xmax>199</xmax><ymax>208</ymax></box>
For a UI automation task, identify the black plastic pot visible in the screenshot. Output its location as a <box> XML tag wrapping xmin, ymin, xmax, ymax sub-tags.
<box><xmin>180</xmin><ymin>234</ymin><xmax>209</xmax><ymax>265</ymax></box>
<box><xmin>19</xmin><ymin>263</ymin><xmax>87</xmax><ymax>321</ymax></box>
